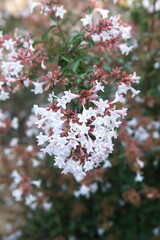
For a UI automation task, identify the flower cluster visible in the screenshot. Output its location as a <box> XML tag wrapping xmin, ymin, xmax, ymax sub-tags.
<box><xmin>0</xmin><ymin>32</ymin><xmax>48</xmax><ymax>99</ymax></box>
<box><xmin>125</xmin><ymin>0</ymin><xmax>160</xmax><ymax>13</ymax></box>
<box><xmin>81</xmin><ymin>9</ymin><xmax>134</xmax><ymax>55</ymax></box>
<box><xmin>29</xmin><ymin>0</ymin><xmax>67</xmax><ymax>19</ymax></box>
<box><xmin>1</xmin><ymin>134</ymin><xmax>52</xmax><ymax>210</ymax></box>
<box><xmin>0</xmin><ymin>31</ymin><xmax>69</xmax><ymax>99</ymax></box>
<box><xmin>0</xmin><ymin>109</ymin><xmax>18</xmax><ymax>135</ymax></box>
<box><xmin>119</xmin><ymin>115</ymin><xmax>160</xmax><ymax>179</ymax></box>
<box><xmin>34</xmin><ymin>69</ymin><xmax>140</xmax><ymax>180</ymax></box>
<box><xmin>10</xmin><ymin>167</ymin><xmax>51</xmax><ymax>210</ymax></box>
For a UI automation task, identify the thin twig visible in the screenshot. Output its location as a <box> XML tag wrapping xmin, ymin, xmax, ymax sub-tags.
<box><xmin>57</xmin><ymin>23</ymin><xmax>68</xmax><ymax>50</ymax></box>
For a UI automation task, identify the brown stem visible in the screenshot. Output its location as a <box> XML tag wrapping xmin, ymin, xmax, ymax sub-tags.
<box><xmin>57</xmin><ymin>23</ymin><xmax>68</xmax><ymax>50</ymax></box>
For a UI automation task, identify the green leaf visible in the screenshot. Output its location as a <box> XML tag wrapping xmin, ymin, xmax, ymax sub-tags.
<box><xmin>85</xmin><ymin>39</ymin><xmax>95</xmax><ymax>48</ymax></box>
<box><xmin>61</xmin><ymin>55</ymin><xmax>72</xmax><ymax>63</ymax></box>
<box><xmin>71</xmin><ymin>32</ymin><xmax>83</xmax><ymax>43</ymax></box>
<box><xmin>71</xmin><ymin>57</ymin><xmax>82</xmax><ymax>72</ymax></box>
<box><xmin>42</xmin><ymin>25</ymin><xmax>56</xmax><ymax>41</ymax></box>
<box><xmin>33</xmin><ymin>41</ymin><xmax>42</xmax><ymax>47</ymax></box>
<box><xmin>103</xmin><ymin>64</ymin><xmax>112</xmax><ymax>71</ymax></box>
<box><xmin>116</xmin><ymin>58</ymin><xmax>124</xmax><ymax>63</ymax></box>
<box><xmin>29</xmin><ymin>74</ymin><xmax>40</xmax><ymax>79</ymax></box>
<box><xmin>51</xmin><ymin>13</ymin><xmax>58</xmax><ymax>23</ymax></box>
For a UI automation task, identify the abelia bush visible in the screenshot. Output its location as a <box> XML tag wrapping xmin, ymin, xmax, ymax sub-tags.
<box><xmin>0</xmin><ymin>0</ymin><xmax>140</xmax><ymax>181</ymax></box>
<box><xmin>1</xmin><ymin>0</ymin><xmax>160</xmax><ymax>239</ymax></box>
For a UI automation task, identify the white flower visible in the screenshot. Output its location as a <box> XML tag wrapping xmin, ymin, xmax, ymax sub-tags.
<box><xmin>112</xmin><ymin>92</ymin><xmax>126</xmax><ymax>103</ymax></box>
<box><xmin>11</xmin><ymin>170</ymin><xmax>22</xmax><ymax>185</ymax></box>
<box><xmin>117</xmin><ymin>83</ymin><xmax>140</xmax><ymax>98</ymax></box>
<box><xmin>118</xmin><ymin>83</ymin><xmax>128</xmax><ymax>94</ymax></box>
<box><xmin>23</xmin><ymin>39</ymin><xmax>35</xmax><ymax>51</ymax></box>
<box><xmin>1</xmin><ymin>61</ymin><xmax>23</xmax><ymax>77</ymax></box>
<box><xmin>155</xmin><ymin>0</ymin><xmax>160</xmax><ymax>11</ymax></box>
<box><xmin>11</xmin><ymin>117</ymin><xmax>18</xmax><ymax>129</ymax></box>
<box><xmin>63</xmin><ymin>90</ymin><xmax>79</xmax><ymax>101</ymax></box>
<box><xmin>74</xmin><ymin>183</ymin><xmax>98</xmax><ymax>198</ymax></box>
<box><xmin>136</xmin><ymin>158</ymin><xmax>144</xmax><ymax>168</ymax></box>
<box><xmin>80</xmin><ymin>15</ymin><xmax>92</xmax><ymax>26</ymax></box>
<box><xmin>131</xmin><ymin>72</ymin><xmax>140</xmax><ymax>83</ymax></box>
<box><xmin>119</xmin><ymin>43</ymin><xmax>133</xmax><ymax>55</ymax></box>
<box><xmin>93</xmin><ymin>81</ymin><xmax>105</xmax><ymax>92</ymax></box>
<box><xmin>36</xmin><ymin>132</ymin><xmax>48</xmax><ymax>145</ymax></box>
<box><xmin>2</xmin><ymin>39</ymin><xmax>16</xmax><ymax>51</ymax></box>
<box><xmin>120</xmin><ymin>25</ymin><xmax>132</xmax><ymax>40</ymax></box>
<box><xmin>0</xmin><ymin>90</ymin><xmax>9</xmax><ymax>101</ymax></box>
<box><xmin>78</xmin><ymin>122</ymin><xmax>90</xmax><ymax>134</ymax></box>
<box><xmin>128</xmin><ymin>118</ymin><xmax>138</xmax><ymax>127</ymax></box>
<box><xmin>25</xmin><ymin>194</ymin><xmax>36</xmax><ymax>205</ymax></box>
<box><xmin>55</xmin><ymin>5</ymin><xmax>67</xmax><ymax>19</ymax></box>
<box><xmin>78</xmin><ymin>106</ymin><xmax>95</xmax><ymax>123</ymax></box>
<box><xmin>135</xmin><ymin>172</ymin><xmax>144</xmax><ymax>182</ymax></box>
<box><xmin>129</xmin><ymin>87</ymin><xmax>140</xmax><ymax>97</ymax></box>
<box><xmin>142</xmin><ymin>0</ymin><xmax>150</xmax><ymax>9</ymax></box>
<box><xmin>113</xmin><ymin>108</ymin><xmax>127</xmax><ymax>118</ymax></box>
<box><xmin>74</xmin><ymin>185</ymin><xmax>90</xmax><ymax>198</ymax></box>
<box><xmin>31</xmin><ymin>82</ymin><xmax>44</xmax><ymax>94</ymax></box>
<box><xmin>154</xmin><ymin>62</ymin><xmax>160</xmax><ymax>69</ymax></box>
<box><xmin>17</xmin><ymin>158</ymin><xmax>23</xmax><ymax>166</ymax></box>
<box><xmin>28</xmin><ymin>0</ymin><xmax>41</xmax><ymax>13</ymax></box>
<box><xmin>57</xmin><ymin>97</ymin><xmax>68</xmax><ymax>109</ymax></box>
<box><xmin>153</xmin><ymin>131</ymin><xmax>159</xmax><ymax>139</ymax></box>
<box><xmin>90</xmin><ymin>183</ymin><xmax>98</xmax><ymax>193</ymax></box>
<box><xmin>26</xmin><ymin>145</ymin><xmax>34</xmax><ymax>151</ymax></box>
<box><xmin>57</xmin><ymin>90</ymin><xmax>79</xmax><ymax>109</ymax></box>
<box><xmin>31</xmin><ymin>180</ymin><xmax>41</xmax><ymax>188</ymax></box>
<box><xmin>41</xmin><ymin>60</ymin><xmax>46</xmax><ymax>70</ymax></box>
<box><xmin>48</xmin><ymin>92</ymin><xmax>55</xmax><ymax>103</ymax></box>
<box><xmin>135</xmin><ymin>126</ymin><xmax>149</xmax><ymax>142</ymax></box>
<box><xmin>32</xmin><ymin>158</ymin><xmax>40</xmax><ymax>167</ymax></box>
<box><xmin>103</xmin><ymin>160</ymin><xmax>112</xmax><ymax>168</ymax></box>
<box><xmin>91</xmin><ymin>99</ymin><xmax>109</xmax><ymax>113</ymax></box>
<box><xmin>96</xmin><ymin>8</ymin><xmax>109</xmax><ymax>19</ymax></box>
<box><xmin>0</xmin><ymin>121</ymin><xmax>6</xmax><ymax>128</ymax></box>
<box><xmin>91</xmin><ymin>33</ymin><xmax>101</xmax><ymax>42</ymax></box>
<box><xmin>9</xmin><ymin>138</ymin><xmax>19</xmax><ymax>147</ymax></box>
<box><xmin>42</xmin><ymin>202</ymin><xmax>52</xmax><ymax>210</ymax></box>
<box><xmin>12</xmin><ymin>188</ymin><xmax>23</xmax><ymax>201</ymax></box>
<box><xmin>100</xmin><ymin>31</ymin><xmax>111</xmax><ymax>41</ymax></box>
<box><xmin>97</xmin><ymin>228</ymin><xmax>105</xmax><ymax>236</ymax></box>
<box><xmin>153</xmin><ymin>227</ymin><xmax>160</xmax><ymax>235</ymax></box>
<box><xmin>83</xmin><ymin>161</ymin><xmax>94</xmax><ymax>171</ymax></box>
<box><xmin>23</xmin><ymin>78</ymin><xmax>30</xmax><ymax>87</ymax></box>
